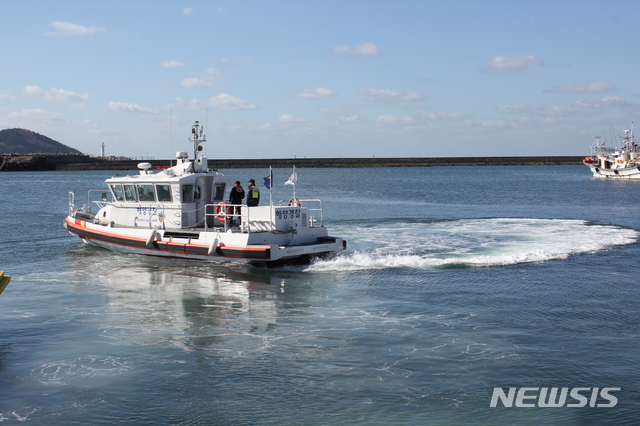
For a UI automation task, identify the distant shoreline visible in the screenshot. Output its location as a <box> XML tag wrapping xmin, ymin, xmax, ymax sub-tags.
<box><xmin>0</xmin><ymin>153</ymin><xmax>585</xmax><ymax>171</ymax></box>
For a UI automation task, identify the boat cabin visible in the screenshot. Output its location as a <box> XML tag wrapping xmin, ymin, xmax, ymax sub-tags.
<box><xmin>95</xmin><ymin>153</ymin><xmax>228</xmax><ymax>230</ymax></box>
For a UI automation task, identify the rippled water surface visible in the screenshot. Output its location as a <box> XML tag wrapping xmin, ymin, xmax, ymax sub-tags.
<box><xmin>0</xmin><ymin>166</ymin><xmax>638</xmax><ymax>425</ymax></box>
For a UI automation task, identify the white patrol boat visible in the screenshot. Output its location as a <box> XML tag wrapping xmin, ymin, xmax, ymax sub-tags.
<box><xmin>584</xmin><ymin>124</ymin><xmax>640</xmax><ymax>180</ymax></box>
<box><xmin>64</xmin><ymin>121</ymin><xmax>346</xmax><ymax>266</ymax></box>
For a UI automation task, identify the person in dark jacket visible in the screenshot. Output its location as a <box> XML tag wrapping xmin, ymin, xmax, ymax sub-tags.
<box><xmin>229</xmin><ymin>181</ymin><xmax>245</xmax><ymax>222</ymax></box>
<box><xmin>247</xmin><ymin>179</ymin><xmax>260</xmax><ymax>206</ymax></box>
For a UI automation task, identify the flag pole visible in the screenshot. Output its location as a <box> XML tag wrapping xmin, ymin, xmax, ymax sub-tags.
<box><xmin>269</xmin><ymin>166</ymin><xmax>273</xmax><ymax>206</ymax></box>
<box><xmin>293</xmin><ymin>165</ymin><xmax>297</xmax><ymax>200</ymax></box>
<box><xmin>285</xmin><ymin>165</ymin><xmax>298</xmax><ymax>200</ymax></box>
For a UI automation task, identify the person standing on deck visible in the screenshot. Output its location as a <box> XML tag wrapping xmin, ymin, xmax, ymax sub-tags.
<box><xmin>229</xmin><ymin>181</ymin><xmax>245</xmax><ymax>223</ymax></box>
<box><xmin>247</xmin><ymin>179</ymin><xmax>260</xmax><ymax>206</ymax></box>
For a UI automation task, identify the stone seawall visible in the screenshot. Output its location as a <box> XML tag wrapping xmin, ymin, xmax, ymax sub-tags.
<box><xmin>0</xmin><ymin>154</ymin><xmax>585</xmax><ymax>171</ymax></box>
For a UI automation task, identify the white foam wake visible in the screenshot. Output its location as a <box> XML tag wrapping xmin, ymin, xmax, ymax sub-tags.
<box><xmin>307</xmin><ymin>218</ymin><xmax>639</xmax><ymax>271</ymax></box>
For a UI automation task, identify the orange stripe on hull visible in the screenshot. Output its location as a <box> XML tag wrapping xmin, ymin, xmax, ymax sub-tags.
<box><xmin>64</xmin><ymin>216</ymin><xmax>271</xmax><ymax>260</ymax></box>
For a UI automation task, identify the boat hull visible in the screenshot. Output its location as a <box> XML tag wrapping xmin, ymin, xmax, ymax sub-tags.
<box><xmin>584</xmin><ymin>162</ymin><xmax>640</xmax><ymax>180</ymax></box>
<box><xmin>63</xmin><ymin>216</ymin><xmax>345</xmax><ymax>266</ymax></box>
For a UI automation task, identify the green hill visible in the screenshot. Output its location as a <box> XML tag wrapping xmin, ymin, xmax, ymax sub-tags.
<box><xmin>0</xmin><ymin>128</ymin><xmax>82</xmax><ymax>154</ymax></box>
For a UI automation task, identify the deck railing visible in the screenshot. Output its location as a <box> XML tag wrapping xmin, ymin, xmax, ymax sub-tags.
<box><xmin>203</xmin><ymin>200</ymin><xmax>325</xmax><ymax>232</ymax></box>
<box><xmin>68</xmin><ymin>191</ymin><xmax>76</xmax><ymax>217</ymax></box>
<box><xmin>294</xmin><ymin>199</ymin><xmax>323</xmax><ymax>227</ymax></box>
<box><xmin>68</xmin><ymin>192</ymin><xmax>327</xmax><ymax>232</ymax></box>
<box><xmin>204</xmin><ymin>202</ymin><xmax>246</xmax><ymax>232</ymax></box>
<box><xmin>68</xmin><ymin>190</ymin><xmax>108</xmax><ymax>218</ymax></box>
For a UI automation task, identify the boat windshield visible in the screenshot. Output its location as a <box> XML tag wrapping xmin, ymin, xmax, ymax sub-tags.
<box><xmin>123</xmin><ymin>184</ymin><xmax>137</xmax><ymax>202</ymax></box>
<box><xmin>110</xmin><ymin>184</ymin><xmax>124</xmax><ymax>201</ymax></box>
<box><xmin>137</xmin><ymin>184</ymin><xmax>156</xmax><ymax>202</ymax></box>
<box><xmin>156</xmin><ymin>184</ymin><xmax>172</xmax><ymax>202</ymax></box>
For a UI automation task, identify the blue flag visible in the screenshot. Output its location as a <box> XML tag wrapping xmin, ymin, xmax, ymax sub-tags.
<box><xmin>263</xmin><ymin>169</ymin><xmax>272</xmax><ymax>189</ymax></box>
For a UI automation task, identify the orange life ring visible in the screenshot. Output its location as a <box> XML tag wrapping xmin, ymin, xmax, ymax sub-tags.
<box><xmin>287</xmin><ymin>198</ymin><xmax>301</xmax><ymax>207</ymax></box>
<box><xmin>215</xmin><ymin>202</ymin><xmax>229</xmax><ymax>222</ymax></box>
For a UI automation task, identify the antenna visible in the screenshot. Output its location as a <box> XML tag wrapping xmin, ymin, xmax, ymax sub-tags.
<box><xmin>190</xmin><ymin>120</ymin><xmax>206</xmax><ymax>160</ymax></box>
<box><xmin>205</xmin><ymin>109</ymin><xmax>209</xmax><ymax>157</ymax></box>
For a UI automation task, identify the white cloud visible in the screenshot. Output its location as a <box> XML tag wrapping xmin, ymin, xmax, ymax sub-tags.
<box><xmin>183</xmin><ymin>8</ymin><xmax>194</xmax><ymax>15</ymax></box>
<box><xmin>572</xmin><ymin>96</ymin><xmax>629</xmax><ymax>109</ymax></box>
<box><xmin>424</xmin><ymin>111</ymin><xmax>466</xmax><ymax>120</ymax></box>
<box><xmin>339</xmin><ymin>115</ymin><xmax>360</xmax><ymax>123</ymax></box>
<box><xmin>600</xmin><ymin>95</ymin><xmax>627</xmax><ymax>105</ymax></box>
<box><xmin>485</xmin><ymin>55</ymin><xmax>543</xmax><ymax>73</ymax></box>
<box><xmin>333</xmin><ymin>42</ymin><xmax>381</xmax><ymax>56</ymax></box>
<box><xmin>279</xmin><ymin>114</ymin><xmax>308</xmax><ymax>123</ymax></box>
<box><xmin>546</xmin><ymin>81</ymin><xmax>615</xmax><ymax>93</ymax></box>
<box><xmin>162</xmin><ymin>60</ymin><xmax>185</xmax><ymax>68</ymax></box>
<box><xmin>24</xmin><ymin>85</ymin><xmax>89</xmax><ymax>103</ymax></box>
<box><xmin>170</xmin><ymin>94</ymin><xmax>257</xmax><ymax>111</ymax></box>
<box><xmin>295</xmin><ymin>88</ymin><xmax>337</xmax><ymax>99</ymax></box>
<box><xmin>181</xmin><ymin>77</ymin><xmax>214</xmax><ymax>88</ymax></box>
<box><xmin>180</xmin><ymin>68</ymin><xmax>221</xmax><ymax>88</ymax></box>
<box><xmin>107</xmin><ymin>102</ymin><xmax>158</xmax><ymax>114</ymax></box>
<box><xmin>24</xmin><ymin>86</ymin><xmax>42</xmax><ymax>96</ymax></box>
<box><xmin>361</xmin><ymin>88</ymin><xmax>425</xmax><ymax>104</ymax></box>
<box><xmin>209</xmin><ymin>93</ymin><xmax>256</xmax><ymax>110</ymax></box>
<box><xmin>220</xmin><ymin>57</ymin><xmax>251</xmax><ymax>64</ymax></box>
<box><xmin>321</xmin><ymin>109</ymin><xmax>361</xmax><ymax>123</ymax></box>
<box><xmin>533</xmin><ymin>105</ymin><xmax>576</xmax><ymax>118</ymax></box>
<box><xmin>375</xmin><ymin>110</ymin><xmax>464</xmax><ymax>126</ymax></box>
<box><xmin>375</xmin><ymin>115</ymin><xmax>417</xmax><ymax>125</ymax></box>
<box><xmin>7</xmin><ymin>108</ymin><xmax>63</xmax><ymax>123</ymax></box>
<box><xmin>46</xmin><ymin>21</ymin><xmax>106</xmax><ymax>36</ymax></box>
<box><xmin>0</xmin><ymin>90</ymin><xmax>18</xmax><ymax>100</ymax></box>
<box><xmin>497</xmin><ymin>104</ymin><xmax>530</xmax><ymax>113</ymax></box>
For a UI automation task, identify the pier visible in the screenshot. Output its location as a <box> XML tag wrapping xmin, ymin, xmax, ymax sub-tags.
<box><xmin>0</xmin><ymin>153</ymin><xmax>584</xmax><ymax>171</ymax></box>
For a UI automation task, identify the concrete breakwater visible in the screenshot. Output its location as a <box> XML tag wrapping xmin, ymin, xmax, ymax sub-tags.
<box><xmin>0</xmin><ymin>153</ymin><xmax>585</xmax><ymax>171</ymax></box>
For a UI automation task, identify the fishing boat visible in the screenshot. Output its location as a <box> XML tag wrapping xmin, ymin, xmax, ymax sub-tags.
<box><xmin>583</xmin><ymin>124</ymin><xmax>640</xmax><ymax>179</ymax></box>
<box><xmin>64</xmin><ymin>121</ymin><xmax>346</xmax><ymax>266</ymax></box>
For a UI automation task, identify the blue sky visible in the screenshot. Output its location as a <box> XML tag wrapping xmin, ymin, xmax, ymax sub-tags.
<box><xmin>1</xmin><ymin>0</ymin><xmax>639</xmax><ymax>159</ymax></box>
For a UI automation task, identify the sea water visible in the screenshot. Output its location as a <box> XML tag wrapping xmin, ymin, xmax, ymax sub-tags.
<box><xmin>0</xmin><ymin>165</ymin><xmax>639</xmax><ymax>425</ymax></box>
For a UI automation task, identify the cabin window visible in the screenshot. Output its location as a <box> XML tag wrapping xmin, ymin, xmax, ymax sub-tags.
<box><xmin>156</xmin><ymin>184</ymin><xmax>172</xmax><ymax>202</ymax></box>
<box><xmin>110</xmin><ymin>184</ymin><xmax>124</xmax><ymax>201</ymax></box>
<box><xmin>137</xmin><ymin>184</ymin><xmax>156</xmax><ymax>202</ymax></box>
<box><xmin>182</xmin><ymin>184</ymin><xmax>194</xmax><ymax>202</ymax></box>
<box><xmin>213</xmin><ymin>182</ymin><xmax>226</xmax><ymax>201</ymax></box>
<box><xmin>123</xmin><ymin>184</ymin><xmax>137</xmax><ymax>202</ymax></box>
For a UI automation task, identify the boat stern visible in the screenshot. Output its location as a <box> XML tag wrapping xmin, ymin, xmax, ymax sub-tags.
<box><xmin>255</xmin><ymin>236</ymin><xmax>346</xmax><ymax>266</ymax></box>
